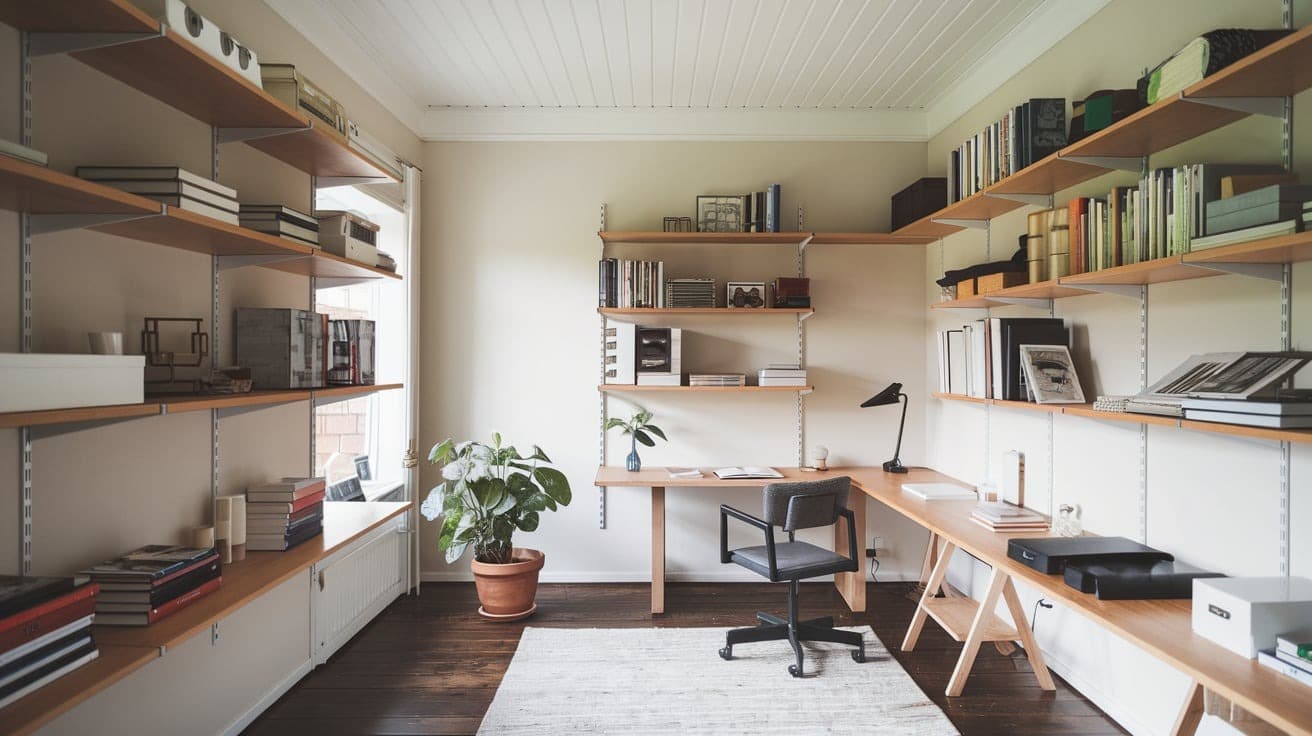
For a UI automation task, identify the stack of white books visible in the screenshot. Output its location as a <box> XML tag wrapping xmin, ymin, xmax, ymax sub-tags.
<box><xmin>77</xmin><ymin>166</ymin><xmax>238</xmax><ymax>225</ymax></box>
<box><xmin>239</xmin><ymin>204</ymin><xmax>319</xmax><ymax>246</ymax></box>
<box><xmin>970</xmin><ymin>502</ymin><xmax>1049</xmax><ymax>532</ymax></box>
<box><xmin>1258</xmin><ymin>630</ymin><xmax>1312</xmax><ymax>687</ymax></box>
<box><xmin>690</xmin><ymin>373</ymin><xmax>746</xmax><ymax>387</ymax></box>
<box><xmin>759</xmin><ymin>363</ymin><xmax>807</xmax><ymax>387</ymax></box>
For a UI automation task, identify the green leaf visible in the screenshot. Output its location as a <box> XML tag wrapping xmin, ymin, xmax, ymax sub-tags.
<box><xmin>428</xmin><ymin>438</ymin><xmax>454</xmax><ymax>464</ymax></box>
<box><xmin>506</xmin><ymin>471</ymin><xmax>535</xmax><ymax>498</ymax></box>
<box><xmin>492</xmin><ymin>431</ymin><xmax>502</xmax><ymax>448</ymax></box>
<box><xmin>529</xmin><ymin>445</ymin><xmax>552</xmax><ymax>463</ymax></box>
<box><xmin>517</xmin><ymin>511</ymin><xmax>540</xmax><ymax>532</ymax></box>
<box><xmin>534</xmin><ymin>466</ymin><xmax>572</xmax><ymax>506</ymax></box>
<box><xmin>634</xmin><ymin>430</ymin><xmax>654</xmax><ymax>447</ymax></box>
<box><xmin>444</xmin><ymin>540</ymin><xmax>469</xmax><ymax>564</ymax></box>
<box><xmin>603</xmin><ymin>418</ymin><xmax>626</xmax><ymax>431</ymax></box>
<box><xmin>520</xmin><ymin>493</ymin><xmax>549</xmax><ymax>512</ymax></box>
<box><xmin>642</xmin><ymin>424</ymin><xmax>667</xmax><ymax>441</ymax></box>
<box><xmin>490</xmin><ymin>492</ymin><xmax>517</xmax><ymax>516</ymax></box>
<box><xmin>472</xmin><ymin>478</ymin><xmax>506</xmax><ymax>510</ymax></box>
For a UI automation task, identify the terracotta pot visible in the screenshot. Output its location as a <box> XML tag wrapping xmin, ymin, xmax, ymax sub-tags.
<box><xmin>470</xmin><ymin>547</ymin><xmax>544</xmax><ymax>621</ymax></box>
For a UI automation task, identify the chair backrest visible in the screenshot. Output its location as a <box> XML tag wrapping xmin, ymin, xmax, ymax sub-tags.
<box><xmin>762</xmin><ymin>476</ymin><xmax>851</xmax><ymax>532</ymax></box>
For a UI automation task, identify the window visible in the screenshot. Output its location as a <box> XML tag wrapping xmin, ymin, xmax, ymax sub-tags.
<box><xmin>313</xmin><ymin>184</ymin><xmax>410</xmax><ymax>500</ymax></box>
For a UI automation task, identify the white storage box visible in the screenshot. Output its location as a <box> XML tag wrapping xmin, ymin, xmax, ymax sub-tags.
<box><xmin>0</xmin><ymin>353</ymin><xmax>144</xmax><ymax>412</ymax></box>
<box><xmin>1193</xmin><ymin>576</ymin><xmax>1312</xmax><ymax>658</ymax></box>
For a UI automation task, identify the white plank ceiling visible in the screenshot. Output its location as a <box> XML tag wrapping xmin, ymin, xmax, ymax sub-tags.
<box><xmin>295</xmin><ymin>0</ymin><xmax>1044</xmax><ymax>109</ymax></box>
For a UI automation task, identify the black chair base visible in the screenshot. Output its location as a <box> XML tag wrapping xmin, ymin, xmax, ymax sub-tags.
<box><xmin>718</xmin><ymin>582</ymin><xmax>866</xmax><ymax>677</ymax></box>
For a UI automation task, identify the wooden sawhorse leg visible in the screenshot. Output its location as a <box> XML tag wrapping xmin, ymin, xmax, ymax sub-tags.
<box><xmin>651</xmin><ymin>486</ymin><xmax>665</xmax><ymax>614</ymax></box>
<box><xmin>834</xmin><ymin>493</ymin><xmax>867</xmax><ymax>613</ymax></box>
<box><xmin>903</xmin><ymin>542</ymin><xmax>1055</xmax><ymax>696</ymax></box>
<box><xmin>1170</xmin><ymin>681</ymin><xmax>1204</xmax><ymax>736</ymax></box>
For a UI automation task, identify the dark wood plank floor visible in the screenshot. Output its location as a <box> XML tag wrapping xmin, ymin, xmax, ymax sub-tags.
<box><xmin>245</xmin><ymin>582</ymin><xmax>1126</xmax><ymax>736</ymax></box>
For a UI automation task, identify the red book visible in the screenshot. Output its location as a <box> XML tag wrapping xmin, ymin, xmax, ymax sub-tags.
<box><xmin>291</xmin><ymin>491</ymin><xmax>325</xmax><ymax>514</ymax></box>
<box><xmin>149</xmin><ymin>576</ymin><xmax>222</xmax><ymax>624</ymax></box>
<box><xmin>0</xmin><ymin>584</ymin><xmax>98</xmax><ymax>652</ymax></box>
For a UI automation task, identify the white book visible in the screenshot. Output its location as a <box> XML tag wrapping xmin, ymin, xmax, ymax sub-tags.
<box><xmin>713</xmin><ymin>466</ymin><xmax>783</xmax><ymax>480</ymax></box>
<box><xmin>0</xmin><ymin>649</ymin><xmax>98</xmax><ymax>710</ymax></box>
<box><xmin>1183</xmin><ymin>410</ymin><xmax>1312</xmax><ymax>429</ymax></box>
<box><xmin>758</xmin><ymin>378</ymin><xmax>808</xmax><ymax>387</ymax></box>
<box><xmin>1258</xmin><ymin>649</ymin><xmax>1312</xmax><ymax>688</ymax></box>
<box><xmin>146</xmin><ymin>194</ymin><xmax>240</xmax><ymax>225</ymax></box>
<box><xmin>902</xmin><ymin>483</ymin><xmax>977</xmax><ymax>501</ymax></box>
<box><xmin>636</xmin><ymin>373</ymin><xmax>681</xmax><ymax>386</ymax></box>
<box><xmin>76</xmin><ymin>166</ymin><xmax>237</xmax><ymax>199</ymax></box>
<box><xmin>666</xmin><ymin>467</ymin><xmax>703</xmax><ymax>479</ymax></box>
<box><xmin>90</xmin><ymin>179</ymin><xmax>238</xmax><ymax>211</ymax></box>
<box><xmin>947</xmin><ymin>329</ymin><xmax>965</xmax><ymax>395</ymax></box>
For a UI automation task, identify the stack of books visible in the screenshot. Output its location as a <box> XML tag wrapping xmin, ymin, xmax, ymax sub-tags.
<box><xmin>76</xmin><ymin>166</ymin><xmax>239</xmax><ymax>225</ymax></box>
<box><xmin>1191</xmin><ymin>183</ymin><xmax>1311</xmax><ymax>251</ymax></box>
<box><xmin>970</xmin><ymin>502</ymin><xmax>1049</xmax><ymax>533</ymax></box>
<box><xmin>665</xmin><ymin>278</ymin><xmax>716</xmax><ymax>308</ymax></box>
<box><xmin>1258</xmin><ymin>631</ymin><xmax>1312</xmax><ymax>687</ymax></box>
<box><xmin>1182</xmin><ymin>395</ymin><xmax>1312</xmax><ymax>429</ymax></box>
<box><xmin>690</xmin><ymin>373</ymin><xmax>746</xmax><ymax>387</ymax></box>
<box><xmin>246</xmin><ymin>477</ymin><xmax>326</xmax><ymax>551</ymax></box>
<box><xmin>758</xmin><ymin>364</ymin><xmax>807</xmax><ymax>387</ymax></box>
<box><xmin>0</xmin><ymin>575</ymin><xmax>99</xmax><ymax>708</ymax></box>
<box><xmin>238</xmin><ymin>204</ymin><xmax>320</xmax><ymax>246</ymax></box>
<box><xmin>80</xmin><ymin>546</ymin><xmax>221</xmax><ymax>627</ymax></box>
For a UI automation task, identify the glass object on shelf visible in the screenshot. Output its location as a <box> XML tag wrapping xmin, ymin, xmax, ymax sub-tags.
<box><xmin>976</xmin><ymin>480</ymin><xmax>1000</xmax><ymax>504</ymax></box>
<box><xmin>1054</xmin><ymin>504</ymin><xmax>1082</xmax><ymax>537</ymax></box>
<box><xmin>939</xmin><ymin>284</ymin><xmax>956</xmax><ymax>302</ymax></box>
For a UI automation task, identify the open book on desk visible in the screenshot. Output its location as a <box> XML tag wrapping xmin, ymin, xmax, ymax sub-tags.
<box><xmin>713</xmin><ymin>466</ymin><xmax>784</xmax><ymax>480</ymax></box>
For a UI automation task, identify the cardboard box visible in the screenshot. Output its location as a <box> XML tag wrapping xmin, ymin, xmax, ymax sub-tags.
<box><xmin>234</xmin><ymin>308</ymin><xmax>327</xmax><ymax>389</ymax></box>
<box><xmin>956</xmin><ymin>278</ymin><xmax>977</xmax><ymax>298</ymax></box>
<box><xmin>1192</xmin><ymin>576</ymin><xmax>1312</xmax><ymax>658</ymax></box>
<box><xmin>0</xmin><ymin>353</ymin><xmax>144</xmax><ymax>412</ymax></box>
<box><xmin>977</xmin><ymin>272</ymin><xmax>1027</xmax><ymax>294</ymax></box>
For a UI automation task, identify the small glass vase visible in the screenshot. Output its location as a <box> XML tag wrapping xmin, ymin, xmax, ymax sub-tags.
<box><xmin>626</xmin><ymin>439</ymin><xmax>642</xmax><ymax>472</ymax></box>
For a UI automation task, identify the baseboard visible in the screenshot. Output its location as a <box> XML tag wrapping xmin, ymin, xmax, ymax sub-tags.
<box><xmin>1036</xmin><ymin>648</ymin><xmax>1155</xmax><ymax>736</ymax></box>
<box><xmin>222</xmin><ymin>658</ymin><xmax>314</xmax><ymax>736</ymax></box>
<box><xmin>420</xmin><ymin>571</ymin><xmax>922</xmax><ymax>584</ymax></box>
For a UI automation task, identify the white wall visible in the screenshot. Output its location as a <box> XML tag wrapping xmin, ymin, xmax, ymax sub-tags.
<box><xmin>924</xmin><ymin>1</ymin><xmax>1312</xmax><ymax>734</ymax></box>
<box><xmin>418</xmin><ymin>140</ymin><xmax>937</xmax><ymax>583</ymax></box>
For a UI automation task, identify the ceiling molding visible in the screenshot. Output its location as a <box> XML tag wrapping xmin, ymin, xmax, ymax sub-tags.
<box><xmin>922</xmin><ymin>0</ymin><xmax>1113</xmax><ymax>139</ymax></box>
<box><xmin>418</xmin><ymin>107</ymin><xmax>927</xmax><ymax>142</ymax></box>
<box><xmin>264</xmin><ymin>0</ymin><xmax>428</xmax><ymax>136</ymax></box>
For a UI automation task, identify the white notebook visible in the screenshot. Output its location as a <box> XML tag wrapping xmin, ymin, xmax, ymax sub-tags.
<box><xmin>902</xmin><ymin>483</ymin><xmax>977</xmax><ymax>501</ymax></box>
<box><xmin>713</xmin><ymin>466</ymin><xmax>784</xmax><ymax>480</ymax></box>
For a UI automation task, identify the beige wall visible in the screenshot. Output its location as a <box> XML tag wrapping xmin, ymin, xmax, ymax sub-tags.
<box><xmin>924</xmin><ymin>1</ymin><xmax>1312</xmax><ymax>733</ymax></box>
<box><xmin>418</xmin><ymin>140</ymin><xmax>936</xmax><ymax>581</ymax></box>
<box><xmin>0</xmin><ymin>1</ymin><xmax>418</xmax><ymax>577</ymax></box>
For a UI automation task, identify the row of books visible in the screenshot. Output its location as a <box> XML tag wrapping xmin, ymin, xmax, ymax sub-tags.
<box><xmin>0</xmin><ymin>576</ymin><xmax>99</xmax><ymax>709</ymax></box>
<box><xmin>73</xmin><ymin>166</ymin><xmax>387</xmax><ymax>268</ymax></box>
<box><xmin>1258</xmin><ymin>631</ymin><xmax>1312</xmax><ymax>689</ymax></box>
<box><xmin>937</xmin><ymin>318</ymin><xmax>1070</xmax><ymax>401</ymax></box>
<box><xmin>247</xmin><ymin>477</ymin><xmax>327</xmax><ymax>551</ymax></box>
<box><xmin>598</xmin><ymin>259</ymin><xmax>665</xmax><ymax>308</ymax></box>
<box><xmin>947</xmin><ymin>98</ymin><xmax>1066</xmax><ymax>204</ymax></box>
<box><xmin>80</xmin><ymin>545</ymin><xmax>221</xmax><ymax>627</ymax></box>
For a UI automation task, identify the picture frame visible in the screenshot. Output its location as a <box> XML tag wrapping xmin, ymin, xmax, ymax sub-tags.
<box><xmin>726</xmin><ymin>281</ymin><xmax>767</xmax><ymax>309</ymax></box>
<box><xmin>1018</xmin><ymin>344</ymin><xmax>1085</xmax><ymax>404</ymax></box>
<box><xmin>696</xmin><ymin>195</ymin><xmax>750</xmax><ymax>233</ymax></box>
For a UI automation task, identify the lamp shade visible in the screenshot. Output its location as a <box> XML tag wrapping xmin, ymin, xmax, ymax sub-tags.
<box><xmin>860</xmin><ymin>382</ymin><xmax>904</xmax><ymax>408</ymax></box>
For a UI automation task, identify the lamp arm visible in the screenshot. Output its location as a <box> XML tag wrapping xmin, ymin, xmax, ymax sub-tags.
<box><xmin>893</xmin><ymin>393</ymin><xmax>908</xmax><ymax>461</ymax></box>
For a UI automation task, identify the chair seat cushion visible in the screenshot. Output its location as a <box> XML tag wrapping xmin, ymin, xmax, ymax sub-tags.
<box><xmin>730</xmin><ymin>541</ymin><xmax>857</xmax><ymax>581</ymax></box>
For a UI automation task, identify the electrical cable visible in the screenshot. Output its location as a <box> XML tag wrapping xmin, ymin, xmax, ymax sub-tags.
<box><xmin>1031</xmin><ymin>598</ymin><xmax>1053</xmax><ymax>632</ymax></box>
<box><xmin>868</xmin><ymin>556</ymin><xmax>880</xmax><ymax>581</ymax></box>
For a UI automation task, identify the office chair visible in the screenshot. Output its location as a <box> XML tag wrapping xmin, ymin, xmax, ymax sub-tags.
<box><xmin>718</xmin><ymin>476</ymin><xmax>865</xmax><ymax>677</ymax></box>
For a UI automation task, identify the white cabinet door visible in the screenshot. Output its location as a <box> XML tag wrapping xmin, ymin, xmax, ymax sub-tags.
<box><xmin>310</xmin><ymin>512</ymin><xmax>406</xmax><ymax>665</ymax></box>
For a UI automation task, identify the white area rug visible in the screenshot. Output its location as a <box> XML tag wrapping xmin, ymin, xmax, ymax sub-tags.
<box><xmin>477</xmin><ymin>626</ymin><xmax>959</xmax><ymax>735</ymax></box>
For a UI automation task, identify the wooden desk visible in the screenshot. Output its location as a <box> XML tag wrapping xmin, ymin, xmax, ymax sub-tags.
<box><xmin>594</xmin><ymin>467</ymin><xmax>871</xmax><ymax>614</ymax></box>
<box><xmin>842</xmin><ymin>467</ymin><xmax>1312</xmax><ymax>736</ymax></box>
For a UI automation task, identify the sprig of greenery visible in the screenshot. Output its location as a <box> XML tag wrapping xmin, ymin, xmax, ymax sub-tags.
<box><xmin>604</xmin><ymin>408</ymin><xmax>667</xmax><ymax>447</ymax></box>
<box><xmin>421</xmin><ymin>432</ymin><xmax>572</xmax><ymax>565</ymax></box>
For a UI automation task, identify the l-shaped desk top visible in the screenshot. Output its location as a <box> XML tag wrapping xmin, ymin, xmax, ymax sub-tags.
<box><xmin>596</xmin><ymin>465</ymin><xmax>1312</xmax><ymax>736</ymax></box>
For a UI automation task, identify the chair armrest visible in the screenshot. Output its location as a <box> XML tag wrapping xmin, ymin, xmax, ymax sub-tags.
<box><xmin>838</xmin><ymin>507</ymin><xmax>858</xmax><ymax>565</ymax></box>
<box><xmin>720</xmin><ymin>505</ymin><xmax>777</xmax><ymax>574</ymax></box>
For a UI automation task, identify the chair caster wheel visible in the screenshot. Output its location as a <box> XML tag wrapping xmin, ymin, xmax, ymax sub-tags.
<box><xmin>718</xmin><ymin>647</ymin><xmax>733</xmax><ymax>660</ymax></box>
<box><xmin>852</xmin><ymin>649</ymin><xmax>866</xmax><ymax>663</ymax></box>
<box><xmin>788</xmin><ymin>664</ymin><xmax>802</xmax><ymax>678</ymax></box>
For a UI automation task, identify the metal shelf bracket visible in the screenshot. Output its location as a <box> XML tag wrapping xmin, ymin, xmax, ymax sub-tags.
<box><xmin>1058</xmin><ymin>155</ymin><xmax>1144</xmax><ymax>172</ymax></box>
<box><xmin>1066</xmin><ymin>283</ymin><xmax>1148</xmax><ymax>298</ymax></box>
<box><xmin>983</xmin><ymin>193</ymin><xmax>1053</xmax><ymax>207</ymax></box>
<box><xmin>991</xmin><ymin>297</ymin><xmax>1053</xmax><ymax>309</ymax></box>
<box><xmin>932</xmin><ymin>218</ymin><xmax>989</xmax><ymax>230</ymax></box>
<box><xmin>314</xmin><ymin>275</ymin><xmax>382</xmax><ymax>289</ymax></box>
<box><xmin>29</xmin><ymin>29</ymin><xmax>161</xmax><ymax>56</ymax></box>
<box><xmin>315</xmin><ymin>175</ymin><xmax>394</xmax><ymax>189</ymax></box>
<box><xmin>1187</xmin><ymin>262</ymin><xmax>1285</xmax><ymax>282</ymax></box>
<box><xmin>1182</xmin><ymin>96</ymin><xmax>1287</xmax><ymax>118</ymax></box>
<box><xmin>29</xmin><ymin>211</ymin><xmax>159</xmax><ymax>235</ymax></box>
<box><xmin>215</xmin><ymin>254</ymin><xmax>307</xmax><ymax>271</ymax></box>
<box><xmin>216</xmin><ymin>125</ymin><xmax>311</xmax><ymax>144</ymax></box>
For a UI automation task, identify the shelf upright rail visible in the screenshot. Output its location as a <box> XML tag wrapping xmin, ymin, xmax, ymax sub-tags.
<box><xmin>17</xmin><ymin>30</ymin><xmax>33</xmax><ymax>574</ymax></box>
<box><xmin>597</xmin><ymin>203</ymin><xmax>608</xmax><ymax>529</ymax></box>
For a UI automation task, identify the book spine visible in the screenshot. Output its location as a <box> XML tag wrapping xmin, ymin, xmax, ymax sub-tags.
<box><xmin>0</xmin><ymin>594</ymin><xmax>97</xmax><ymax>652</ymax></box>
<box><xmin>148</xmin><ymin>576</ymin><xmax>223</xmax><ymax>624</ymax></box>
<box><xmin>0</xmin><ymin>584</ymin><xmax>99</xmax><ymax>637</ymax></box>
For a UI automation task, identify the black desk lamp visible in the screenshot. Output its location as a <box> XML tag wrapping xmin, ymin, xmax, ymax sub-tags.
<box><xmin>861</xmin><ymin>382</ymin><xmax>908</xmax><ymax>474</ymax></box>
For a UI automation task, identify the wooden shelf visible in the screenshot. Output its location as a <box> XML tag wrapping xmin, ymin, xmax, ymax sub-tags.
<box><xmin>892</xmin><ymin>23</ymin><xmax>1312</xmax><ymax>241</ymax></box>
<box><xmin>934</xmin><ymin>393</ymin><xmax>1312</xmax><ymax>444</ymax></box>
<box><xmin>599</xmin><ymin>384</ymin><xmax>812</xmax><ymax>393</ymax></box>
<box><xmin>598</xmin><ymin>307</ymin><xmax>812</xmax><ymax>316</ymax></box>
<box><xmin>808</xmin><ymin>232</ymin><xmax>937</xmax><ymax>245</ymax></box>
<box><xmin>1182</xmin><ymin>230</ymin><xmax>1312</xmax><ymax>266</ymax></box>
<box><xmin>932</xmin><ymin>278</ymin><xmax>1094</xmax><ymax>309</ymax></box>
<box><xmin>599</xmin><ymin>231</ymin><xmax>810</xmax><ymax>245</ymax></box>
<box><xmin>922</xmin><ymin>597</ymin><xmax>1019</xmax><ymax>643</ymax></box>
<box><xmin>94</xmin><ymin>206</ymin><xmax>316</xmax><ymax>258</ymax></box>
<box><xmin>267</xmin><ymin>250</ymin><xmax>402</xmax><ymax>281</ymax></box>
<box><xmin>1058</xmin><ymin>255</ymin><xmax>1211</xmax><ymax>287</ymax></box>
<box><xmin>0</xmin><ymin>384</ymin><xmax>403</xmax><ymax>430</ymax></box>
<box><xmin>0</xmin><ymin>643</ymin><xmax>160</xmax><ymax>736</ymax></box>
<box><xmin>0</xmin><ymin>0</ymin><xmax>395</xmax><ymax>182</ymax></box>
<box><xmin>0</xmin><ymin>156</ymin><xmax>160</xmax><ymax>215</ymax></box>
<box><xmin>95</xmin><ymin>502</ymin><xmax>408</xmax><ymax>653</ymax></box>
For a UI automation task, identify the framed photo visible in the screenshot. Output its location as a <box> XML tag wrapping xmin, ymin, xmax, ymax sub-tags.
<box><xmin>1018</xmin><ymin>344</ymin><xmax>1085</xmax><ymax>404</ymax></box>
<box><xmin>726</xmin><ymin>281</ymin><xmax>766</xmax><ymax>309</ymax></box>
<box><xmin>696</xmin><ymin>195</ymin><xmax>749</xmax><ymax>233</ymax></box>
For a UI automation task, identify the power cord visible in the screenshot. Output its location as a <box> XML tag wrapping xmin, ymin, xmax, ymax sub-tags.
<box><xmin>868</xmin><ymin>556</ymin><xmax>880</xmax><ymax>581</ymax></box>
<box><xmin>1031</xmin><ymin>598</ymin><xmax>1053</xmax><ymax>632</ymax></box>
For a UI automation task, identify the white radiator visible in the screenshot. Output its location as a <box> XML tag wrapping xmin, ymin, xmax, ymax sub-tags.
<box><xmin>310</xmin><ymin>512</ymin><xmax>407</xmax><ymax>664</ymax></box>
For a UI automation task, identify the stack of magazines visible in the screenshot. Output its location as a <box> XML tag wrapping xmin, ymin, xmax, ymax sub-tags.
<box><xmin>0</xmin><ymin>575</ymin><xmax>99</xmax><ymax>708</ymax></box>
<box><xmin>970</xmin><ymin>502</ymin><xmax>1049</xmax><ymax>533</ymax></box>
<box><xmin>239</xmin><ymin>204</ymin><xmax>319</xmax><ymax>246</ymax></box>
<box><xmin>690</xmin><ymin>373</ymin><xmax>746</xmax><ymax>387</ymax></box>
<box><xmin>77</xmin><ymin>166</ymin><xmax>238</xmax><ymax>225</ymax></box>
<box><xmin>80</xmin><ymin>545</ymin><xmax>221</xmax><ymax>627</ymax></box>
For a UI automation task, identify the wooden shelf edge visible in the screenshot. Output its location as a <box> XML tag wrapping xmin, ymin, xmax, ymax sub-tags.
<box><xmin>598</xmin><ymin>307</ymin><xmax>812</xmax><ymax>316</ymax></box>
<box><xmin>599</xmin><ymin>230</ymin><xmax>810</xmax><ymax>244</ymax></box>
<box><xmin>599</xmin><ymin>385</ymin><xmax>812</xmax><ymax>393</ymax></box>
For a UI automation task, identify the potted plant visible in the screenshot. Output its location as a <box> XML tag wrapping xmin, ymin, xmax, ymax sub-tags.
<box><xmin>420</xmin><ymin>433</ymin><xmax>571</xmax><ymax>621</ymax></box>
<box><xmin>604</xmin><ymin>408</ymin><xmax>666</xmax><ymax>471</ymax></box>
